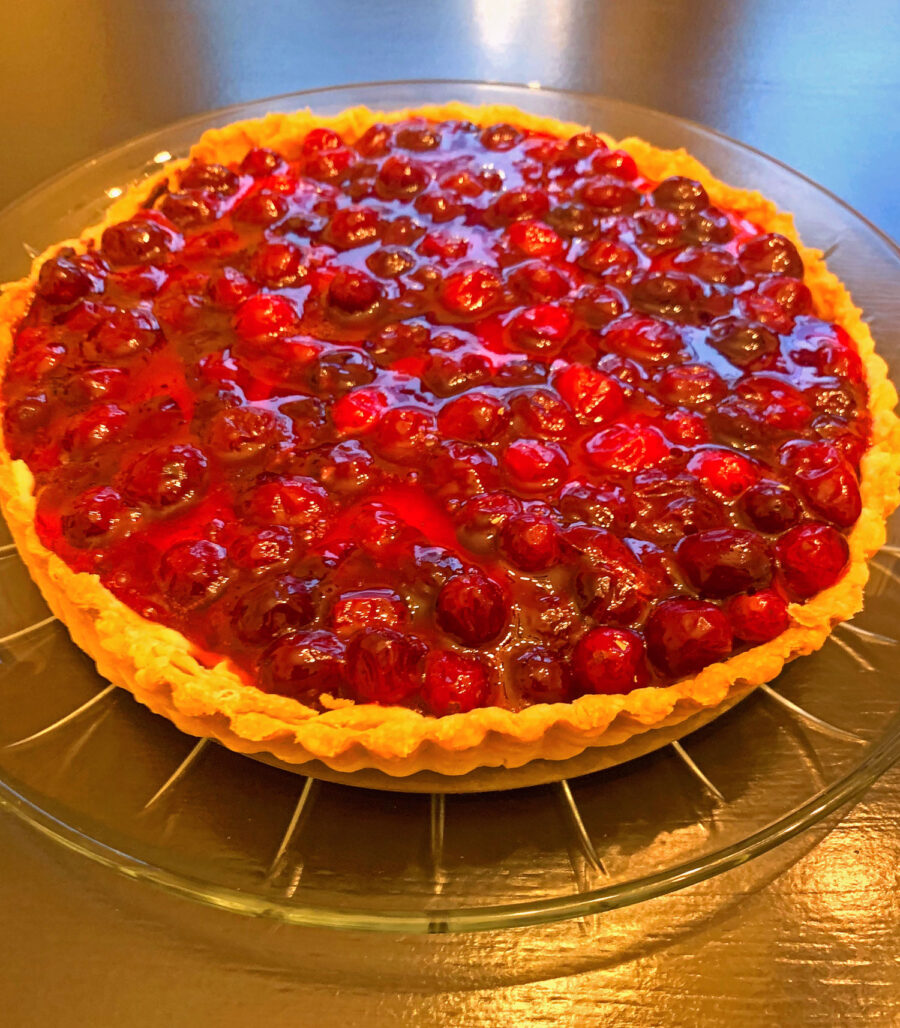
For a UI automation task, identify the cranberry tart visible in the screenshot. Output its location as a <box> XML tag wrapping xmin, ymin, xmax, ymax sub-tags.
<box><xmin>0</xmin><ymin>103</ymin><xmax>897</xmax><ymax>777</ymax></box>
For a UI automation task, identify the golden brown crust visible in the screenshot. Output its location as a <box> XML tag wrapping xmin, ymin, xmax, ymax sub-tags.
<box><xmin>1</xmin><ymin>102</ymin><xmax>898</xmax><ymax>776</ymax></box>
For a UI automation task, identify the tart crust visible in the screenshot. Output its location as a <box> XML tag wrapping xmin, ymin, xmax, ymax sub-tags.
<box><xmin>0</xmin><ymin>102</ymin><xmax>897</xmax><ymax>777</ymax></box>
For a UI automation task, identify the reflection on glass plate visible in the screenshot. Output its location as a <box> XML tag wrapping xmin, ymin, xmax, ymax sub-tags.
<box><xmin>1</xmin><ymin>80</ymin><xmax>899</xmax><ymax>933</ymax></box>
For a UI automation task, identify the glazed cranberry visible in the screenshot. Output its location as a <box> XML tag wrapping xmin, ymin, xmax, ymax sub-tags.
<box><xmin>232</xmin><ymin>191</ymin><xmax>288</xmax><ymax>225</ymax></box>
<box><xmin>632</xmin><ymin>208</ymin><xmax>684</xmax><ymax>251</ymax></box>
<box><xmin>262</xmin><ymin>630</ymin><xmax>346</xmax><ymax>701</ymax></box>
<box><xmin>570</xmin><ymin>627</ymin><xmax>648</xmax><ymax>695</ymax></box>
<box><xmin>653</xmin><ymin>176</ymin><xmax>709</xmax><ymax>214</ymax></box>
<box><xmin>422</xmin><ymin>650</ymin><xmax>491</xmax><ymax>715</ymax></box>
<box><xmin>305</xmin><ymin>147</ymin><xmax>354</xmax><ymax>181</ymax></box>
<box><xmin>591</xmin><ymin>148</ymin><xmax>638</xmax><ymax>179</ymax></box>
<box><xmin>36</xmin><ymin>256</ymin><xmax>94</xmax><ymax>304</ymax></box>
<box><xmin>688</xmin><ymin>448</ymin><xmax>759</xmax><ymax>499</ymax></box>
<box><xmin>780</xmin><ymin>439</ymin><xmax>862</xmax><ymax>528</ymax></box>
<box><xmin>738</xmin><ymin>233</ymin><xmax>804</xmax><ymax>278</ymax></box>
<box><xmin>507</xmin><ymin>304</ymin><xmax>572</xmax><ymax>354</ymax></box>
<box><xmin>603</xmin><ymin>315</ymin><xmax>685</xmax><ymax>364</ymax></box>
<box><xmin>676</xmin><ymin>528</ymin><xmax>773</xmax><ymax>598</ymax></box>
<box><xmin>331</xmin><ymin>589</ymin><xmax>407</xmax><ymax>636</ymax></box>
<box><xmin>509</xmin><ymin>261</ymin><xmax>571</xmax><ymax>302</ymax></box>
<box><xmin>209</xmin><ymin>267</ymin><xmax>256</xmax><ymax>309</ymax></box>
<box><xmin>207</xmin><ymin>405</ymin><xmax>286</xmax><ymax>460</ymax></box>
<box><xmin>584</xmin><ymin>423</ymin><xmax>670</xmax><ymax>474</ymax></box>
<box><xmin>4</xmin><ymin>392</ymin><xmax>51</xmax><ymax>438</ymax></box>
<box><xmin>83</xmin><ymin>308</ymin><xmax>159</xmax><ymax>360</ymax></box>
<box><xmin>61</xmin><ymin>486</ymin><xmax>140</xmax><ymax>548</ymax></box>
<box><xmin>709</xmin><ymin>317</ymin><xmax>780</xmax><ymax>368</ymax></box>
<box><xmin>180</xmin><ymin>162</ymin><xmax>239</xmax><ymax>194</ymax></box>
<box><xmin>481</xmin><ymin>123</ymin><xmax>521</xmax><ymax>151</ymax></box>
<box><xmin>736</xmin><ymin>375</ymin><xmax>813</xmax><ymax>430</ymax></box>
<box><xmin>374</xmin><ymin>407</ymin><xmax>438</xmax><ymax>464</ymax></box>
<box><xmin>438</xmin><ymin>392</ymin><xmax>508</xmax><ymax>442</ymax></box>
<box><xmin>249</xmin><ymin>475</ymin><xmax>329</xmax><ymax>528</ymax></box>
<box><xmin>376</xmin><ymin>155</ymin><xmax>430</xmax><ymax>198</ymax></box>
<box><xmin>645</xmin><ymin>599</ymin><xmax>733</xmax><ymax>677</ymax></box>
<box><xmin>316</xmin><ymin>440</ymin><xmax>381</xmax><ymax>494</ymax></box>
<box><xmin>672</xmin><ymin>245</ymin><xmax>743</xmax><ymax>285</ymax></box>
<box><xmin>657</xmin><ymin>364</ymin><xmax>725</xmax><ymax>408</ymax></box>
<box><xmin>327</xmin><ymin>268</ymin><xmax>382</xmax><ymax>315</ymax></box>
<box><xmin>578</xmin><ymin>239</ymin><xmax>639</xmax><ymax>281</ymax></box>
<box><xmin>368</xmin><ymin>245</ymin><xmax>416</xmax><ymax>279</ymax></box>
<box><xmin>351</xmin><ymin>503</ymin><xmax>409</xmax><ymax>555</ymax></box>
<box><xmin>511</xmin><ymin>388</ymin><xmax>578</xmax><ymax>440</ymax></box>
<box><xmin>233</xmin><ymin>294</ymin><xmax>298</xmax><ymax>343</ymax></box>
<box><xmin>631</xmin><ymin>272</ymin><xmax>702</xmax><ymax>322</ymax></box>
<box><xmin>436</xmin><ymin>571</ymin><xmax>507</xmax><ymax>646</ymax></box>
<box><xmin>440</xmin><ymin>268</ymin><xmax>502</xmax><ymax>316</ymax></box>
<box><xmin>346</xmin><ymin>628</ymin><xmax>425</xmax><ymax>705</ymax></box>
<box><xmin>725</xmin><ymin>589</ymin><xmax>790</xmax><ymax>644</ymax></box>
<box><xmin>503</xmin><ymin>438</ymin><xmax>568</xmax><ymax>491</ymax></box>
<box><xmin>157</xmin><ymin>540</ymin><xmax>227</xmax><ymax>612</ymax></box>
<box><xmin>554</xmin><ymin>364</ymin><xmax>624</xmax><ymax>424</ymax></box>
<box><xmin>455</xmin><ymin>491</ymin><xmax>522</xmax><ymax>550</ymax></box>
<box><xmin>121</xmin><ymin>443</ymin><xmax>207</xmax><ymax>508</ymax></box>
<box><xmin>493</xmin><ymin>357</ymin><xmax>548</xmax><ymax>388</ymax></box>
<box><xmin>63</xmin><ymin>403</ymin><xmax>128</xmax><ymax>453</ymax></box>
<box><xmin>232</xmin><ymin>575</ymin><xmax>315</xmax><ymax>644</ymax></box>
<box><xmin>559</xmin><ymin>480</ymin><xmax>633</xmax><ymax>530</ymax></box>
<box><xmin>506</xmin><ymin>220</ymin><xmax>565</xmax><ymax>258</ymax></box>
<box><xmin>546</xmin><ymin>205</ymin><xmax>597</xmax><ymax>239</ymax></box>
<box><xmin>251</xmin><ymin>242</ymin><xmax>305</xmax><ymax>287</ymax></box>
<box><xmin>238</xmin><ymin>147</ymin><xmax>285</xmax><ymax>177</ymax></box>
<box><xmin>774</xmin><ymin>522</ymin><xmax>850</xmax><ymax>598</ymax></box>
<box><xmin>511</xmin><ymin>647</ymin><xmax>572</xmax><ymax>704</ymax></box>
<box><xmin>159</xmin><ymin>191</ymin><xmax>215</xmax><ymax>229</ymax></box>
<box><xmin>101</xmin><ymin>219</ymin><xmax>179</xmax><ymax>266</ymax></box>
<box><xmin>498</xmin><ymin>512</ymin><xmax>560</xmax><ymax>572</ymax></box>
<box><xmin>331</xmin><ymin>387</ymin><xmax>386</xmax><ymax>436</ymax></box>
<box><xmin>326</xmin><ymin>205</ymin><xmax>380</xmax><ymax>249</ymax></box>
<box><xmin>757</xmin><ymin>275</ymin><xmax>813</xmax><ymax>319</ymax></box>
<box><xmin>741</xmin><ymin>480</ymin><xmax>802</xmax><ymax>533</ymax></box>
<box><xmin>230</xmin><ymin>525</ymin><xmax>296</xmax><ymax>572</ymax></box>
<box><xmin>428</xmin><ymin>441</ymin><xmax>499</xmax><ymax>501</ymax></box>
<box><xmin>573</xmin><ymin>558</ymin><xmax>654</xmax><ymax>626</ymax></box>
<box><xmin>582</xmin><ymin>177</ymin><xmax>640</xmax><ymax>212</ymax></box>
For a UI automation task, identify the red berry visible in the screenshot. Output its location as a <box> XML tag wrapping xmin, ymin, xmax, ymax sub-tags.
<box><xmin>327</xmin><ymin>268</ymin><xmax>382</xmax><ymax>314</ymax></box>
<box><xmin>239</xmin><ymin>147</ymin><xmax>285</xmax><ymax>177</ymax></box>
<box><xmin>440</xmin><ymin>268</ymin><xmax>502</xmax><ymax>316</ymax></box>
<box><xmin>510</xmin><ymin>388</ymin><xmax>578</xmax><ymax>440</ymax></box>
<box><xmin>251</xmin><ymin>242</ymin><xmax>305</xmax><ymax>287</ymax></box>
<box><xmin>234</xmin><ymin>294</ymin><xmax>298</xmax><ymax>343</ymax></box>
<box><xmin>603</xmin><ymin>315</ymin><xmax>685</xmax><ymax>364</ymax></box>
<box><xmin>422</xmin><ymin>650</ymin><xmax>491</xmax><ymax>715</ymax></box>
<box><xmin>230</xmin><ymin>526</ymin><xmax>296</xmax><ymax>572</ymax></box>
<box><xmin>231</xmin><ymin>575</ymin><xmax>315</xmax><ymax>644</ymax></box>
<box><xmin>676</xmin><ymin>528</ymin><xmax>773</xmax><ymax>598</ymax></box>
<box><xmin>377</xmin><ymin>155</ymin><xmax>430</xmax><ymax>198</ymax></box>
<box><xmin>688</xmin><ymin>448</ymin><xmax>759</xmax><ymax>499</ymax></box>
<box><xmin>738</xmin><ymin>233</ymin><xmax>804</xmax><ymax>278</ymax></box>
<box><xmin>83</xmin><ymin>308</ymin><xmax>159</xmax><ymax>360</ymax></box>
<box><xmin>207</xmin><ymin>405</ymin><xmax>287</xmax><ymax>460</ymax></box>
<box><xmin>180</xmin><ymin>162</ymin><xmax>239</xmax><ymax>193</ymax></box>
<box><xmin>232</xmin><ymin>191</ymin><xmax>289</xmax><ymax>225</ymax></box>
<box><xmin>121</xmin><ymin>443</ymin><xmax>208</xmax><ymax>507</ymax></box>
<box><xmin>498</xmin><ymin>512</ymin><xmax>560</xmax><ymax>571</ymax></box>
<box><xmin>436</xmin><ymin>571</ymin><xmax>507</xmax><ymax>646</ymax></box>
<box><xmin>249</xmin><ymin>475</ymin><xmax>329</xmax><ymax>528</ymax></box>
<box><xmin>584</xmin><ymin>423</ymin><xmax>670</xmax><ymax>474</ymax></box>
<box><xmin>61</xmin><ymin>486</ymin><xmax>140</xmax><ymax>548</ymax></box>
<box><xmin>774</xmin><ymin>523</ymin><xmax>850</xmax><ymax>598</ymax></box>
<box><xmin>506</xmin><ymin>220</ymin><xmax>564</xmax><ymax>258</ymax></box>
<box><xmin>511</xmin><ymin>647</ymin><xmax>572</xmax><ymax>704</ymax></box>
<box><xmin>725</xmin><ymin>589</ymin><xmax>790</xmax><ymax>643</ymax></box>
<box><xmin>507</xmin><ymin>304</ymin><xmax>573</xmax><ymax>355</ymax></box>
<box><xmin>503</xmin><ymin>438</ymin><xmax>568</xmax><ymax>490</ymax></box>
<box><xmin>157</xmin><ymin>539</ymin><xmax>227</xmax><ymax>612</ymax></box>
<box><xmin>571</xmin><ymin>627</ymin><xmax>648</xmax><ymax>695</ymax></box>
<box><xmin>331</xmin><ymin>589</ymin><xmax>407</xmax><ymax>636</ymax></box>
<box><xmin>262</xmin><ymin>630</ymin><xmax>346</xmax><ymax>702</ymax></box>
<box><xmin>36</xmin><ymin>256</ymin><xmax>95</xmax><ymax>304</ymax></box>
<box><xmin>656</xmin><ymin>363</ymin><xmax>725</xmax><ymax>408</ymax></box>
<box><xmin>374</xmin><ymin>406</ymin><xmax>438</xmax><ymax>464</ymax></box>
<box><xmin>438</xmin><ymin>392</ymin><xmax>508</xmax><ymax>442</ymax></box>
<box><xmin>346</xmin><ymin>628</ymin><xmax>425</xmax><ymax>704</ymax></box>
<box><xmin>645</xmin><ymin>599</ymin><xmax>733</xmax><ymax>677</ymax></box>
<box><xmin>741</xmin><ymin>480</ymin><xmax>802</xmax><ymax>533</ymax></box>
<box><xmin>780</xmin><ymin>440</ymin><xmax>861</xmax><ymax>528</ymax></box>
<box><xmin>331</xmin><ymin>387</ymin><xmax>386</xmax><ymax>435</ymax></box>
<box><xmin>554</xmin><ymin>364</ymin><xmax>624</xmax><ymax>424</ymax></box>
<box><xmin>101</xmin><ymin>219</ymin><xmax>180</xmax><ymax>266</ymax></box>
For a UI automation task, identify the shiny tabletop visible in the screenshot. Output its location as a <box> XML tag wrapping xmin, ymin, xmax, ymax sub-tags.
<box><xmin>2</xmin><ymin>1</ymin><xmax>900</xmax><ymax>1024</ymax></box>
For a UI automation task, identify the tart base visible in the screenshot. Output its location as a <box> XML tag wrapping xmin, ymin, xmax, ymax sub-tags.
<box><xmin>1</xmin><ymin>102</ymin><xmax>898</xmax><ymax>778</ymax></box>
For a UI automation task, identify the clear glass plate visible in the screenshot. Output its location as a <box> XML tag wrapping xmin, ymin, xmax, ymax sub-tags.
<box><xmin>1</xmin><ymin>80</ymin><xmax>899</xmax><ymax>933</ymax></box>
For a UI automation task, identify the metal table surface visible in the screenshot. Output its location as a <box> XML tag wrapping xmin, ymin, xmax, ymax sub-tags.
<box><xmin>1</xmin><ymin>1</ymin><xmax>899</xmax><ymax>1024</ymax></box>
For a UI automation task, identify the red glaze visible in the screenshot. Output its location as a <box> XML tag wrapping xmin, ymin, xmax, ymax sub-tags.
<box><xmin>2</xmin><ymin>118</ymin><xmax>870</xmax><ymax>713</ymax></box>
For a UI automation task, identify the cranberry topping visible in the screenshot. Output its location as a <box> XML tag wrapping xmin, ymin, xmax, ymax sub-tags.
<box><xmin>4</xmin><ymin>117</ymin><xmax>870</xmax><ymax>714</ymax></box>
